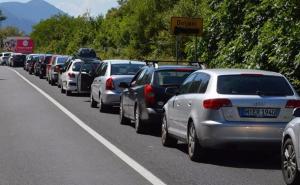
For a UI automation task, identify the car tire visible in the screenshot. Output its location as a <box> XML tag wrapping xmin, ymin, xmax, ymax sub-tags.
<box><xmin>90</xmin><ymin>93</ymin><xmax>97</xmax><ymax>108</ymax></box>
<box><xmin>134</xmin><ymin>105</ymin><xmax>144</xmax><ymax>134</ymax></box>
<box><xmin>188</xmin><ymin>122</ymin><xmax>205</xmax><ymax>162</ymax></box>
<box><xmin>120</xmin><ymin>102</ymin><xmax>130</xmax><ymax>125</ymax></box>
<box><xmin>99</xmin><ymin>94</ymin><xmax>108</xmax><ymax>112</ymax></box>
<box><xmin>282</xmin><ymin>138</ymin><xmax>300</xmax><ymax>185</ymax></box>
<box><xmin>61</xmin><ymin>85</ymin><xmax>65</xmax><ymax>94</ymax></box>
<box><xmin>161</xmin><ymin>115</ymin><xmax>177</xmax><ymax>147</ymax></box>
<box><xmin>50</xmin><ymin>79</ymin><xmax>55</xmax><ymax>86</ymax></box>
<box><xmin>66</xmin><ymin>90</ymin><xmax>72</xmax><ymax>96</ymax></box>
<box><xmin>39</xmin><ymin>73</ymin><xmax>43</xmax><ymax>79</ymax></box>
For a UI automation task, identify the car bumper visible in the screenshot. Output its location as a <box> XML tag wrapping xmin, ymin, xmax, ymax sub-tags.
<box><xmin>198</xmin><ymin>121</ymin><xmax>286</xmax><ymax>149</ymax></box>
<box><xmin>64</xmin><ymin>80</ymin><xmax>77</xmax><ymax>91</ymax></box>
<box><xmin>102</xmin><ymin>91</ymin><xmax>121</xmax><ymax>106</ymax></box>
<box><xmin>141</xmin><ymin>108</ymin><xmax>164</xmax><ymax>123</ymax></box>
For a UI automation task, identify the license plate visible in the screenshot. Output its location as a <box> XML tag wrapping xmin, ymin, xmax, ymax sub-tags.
<box><xmin>239</xmin><ymin>108</ymin><xmax>280</xmax><ymax>118</ymax></box>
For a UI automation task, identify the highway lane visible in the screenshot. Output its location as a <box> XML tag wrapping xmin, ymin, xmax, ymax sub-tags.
<box><xmin>2</xmin><ymin>66</ymin><xmax>285</xmax><ymax>185</ymax></box>
<box><xmin>0</xmin><ymin>66</ymin><xmax>152</xmax><ymax>185</ymax></box>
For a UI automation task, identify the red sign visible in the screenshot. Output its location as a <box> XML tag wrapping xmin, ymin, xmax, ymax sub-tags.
<box><xmin>15</xmin><ymin>39</ymin><xmax>34</xmax><ymax>54</ymax></box>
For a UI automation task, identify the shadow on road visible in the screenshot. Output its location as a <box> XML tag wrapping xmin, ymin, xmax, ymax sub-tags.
<box><xmin>175</xmin><ymin>143</ymin><xmax>281</xmax><ymax>170</ymax></box>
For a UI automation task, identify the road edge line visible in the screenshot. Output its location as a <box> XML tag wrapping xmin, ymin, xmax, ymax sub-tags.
<box><xmin>9</xmin><ymin>68</ymin><xmax>167</xmax><ymax>185</ymax></box>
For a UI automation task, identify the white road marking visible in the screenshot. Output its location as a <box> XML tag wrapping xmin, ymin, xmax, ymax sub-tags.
<box><xmin>9</xmin><ymin>68</ymin><xmax>167</xmax><ymax>185</ymax></box>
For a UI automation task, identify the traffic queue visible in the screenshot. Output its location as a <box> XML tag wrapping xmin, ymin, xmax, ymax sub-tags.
<box><xmin>2</xmin><ymin>47</ymin><xmax>300</xmax><ymax>185</ymax></box>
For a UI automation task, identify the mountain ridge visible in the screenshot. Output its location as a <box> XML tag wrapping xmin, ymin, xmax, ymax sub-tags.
<box><xmin>0</xmin><ymin>0</ymin><xmax>66</xmax><ymax>33</ymax></box>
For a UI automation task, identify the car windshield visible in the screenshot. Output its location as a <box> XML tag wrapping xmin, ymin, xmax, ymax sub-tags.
<box><xmin>57</xmin><ymin>57</ymin><xmax>68</xmax><ymax>64</ymax></box>
<box><xmin>217</xmin><ymin>75</ymin><xmax>294</xmax><ymax>96</ymax></box>
<box><xmin>154</xmin><ymin>70</ymin><xmax>195</xmax><ymax>86</ymax></box>
<box><xmin>111</xmin><ymin>63</ymin><xmax>144</xmax><ymax>75</ymax></box>
<box><xmin>4</xmin><ymin>53</ymin><xmax>10</xmax><ymax>56</ymax></box>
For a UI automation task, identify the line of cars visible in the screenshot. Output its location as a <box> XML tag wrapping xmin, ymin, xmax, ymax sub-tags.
<box><xmin>0</xmin><ymin>52</ymin><xmax>27</xmax><ymax>67</ymax></box>
<box><xmin>7</xmin><ymin>47</ymin><xmax>300</xmax><ymax>185</ymax></box>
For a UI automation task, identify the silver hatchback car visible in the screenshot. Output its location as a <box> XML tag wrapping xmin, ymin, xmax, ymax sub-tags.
<box><xmin>162</xmin><ymin>69</ymin><xmax>300</xmax><ymax>161</ymax></box>
<box><xmin>90</xmin><ymin>60</ymin><xmax>145</xmax><ymax>112</ymax></box>
<box><xmin>281</xmin><ymin>108</ymin><xmax>300</xmax><ymax>185</ymax></box>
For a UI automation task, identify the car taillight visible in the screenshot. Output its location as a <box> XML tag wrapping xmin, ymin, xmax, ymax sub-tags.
<box><xmin>203</xmin><ymin>98</ymin><xmax>232</xmax><ymax>109</ymax></box>
<box><xmin>285</xmin><ymin>100</ymin><xmax>300</xmax><ymax>108</ymax></box>
<box><xmin>144</xmin><ymin>84</ymin><xmax>155</xmax><ymax>106</ymax></box>
<box><xmin>68</xmin><ymin>73</ymin><xmax>75</xmax><ymax>78</ymax></box>
<box><xmin>106</xmin><ymin>77</ymin><xmax>115</xmax><ymax>90</ymax></box>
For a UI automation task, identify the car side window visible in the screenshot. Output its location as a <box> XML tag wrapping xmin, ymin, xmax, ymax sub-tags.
<box><xmin>179</xmin><ymin>73</ymin><xmax>197</xmax><ymax>94</ymax></box>
<box><xmin>95</xmin><ymin>64</ymin><xmax>103</xmax><ymax>76</ymax></box>
<box><xmin>135</xmin><ymin>69</ymin><xmax>147</xmax><ymax>86</ymax></box>
<box><xmin>143</xmin><ymin>69</ymin><xmax>153</xmax><ymax>84</ymax></box>
<box><xmin>99</xmin><ymin>63</ymin><xmax>108</xmax><ymax>76</ymax></box>
<box><xmin>130</xmin><ymin>68</ymin><xmax>145</xmax><ymax>86</ymax></box>
<box><xmin>198</xmin><ymin>73</ymin><xmax>210</xmax><ymax>93</ymax></box>
<box><xmin>188</xmin><ymin>74</ymin><xmax>202</xmax><ymax>94</ymax></box>
<box><xmin>66</xmin><ymin>61</ymin><xmax>73</xmax><ymax>70</ymax></box>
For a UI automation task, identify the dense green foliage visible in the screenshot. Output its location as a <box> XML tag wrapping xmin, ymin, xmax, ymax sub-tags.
<box><xmin>0</xmin><ymin>26</ymin><xmax>24</xmax><ymax>51</ymax></box>
<box><xmin>30</xmin><ymin>0</ymin><xmax>300</xmax><ymax>90</ymax></box>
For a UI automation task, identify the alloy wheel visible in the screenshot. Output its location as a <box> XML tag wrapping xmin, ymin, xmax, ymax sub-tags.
<box><xmin>283</xmin><ymin>141</ymin><xmax>297</xmax><ymax>183</ymax></box>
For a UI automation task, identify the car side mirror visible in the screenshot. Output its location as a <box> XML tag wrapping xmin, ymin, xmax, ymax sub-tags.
<box><xmin>119</xmin><ymin>82</ymin><xmax>129</xmax><ymax>89</ymax></box>
<box><xmin>165</xmin><ymin>87</ymin><xmax>179</xmax><ymax>97</ymax></box>
<box><xmin>293</xmin><ymin>108</ymin><xmax>300</xmax><ymax>117</ymax></box>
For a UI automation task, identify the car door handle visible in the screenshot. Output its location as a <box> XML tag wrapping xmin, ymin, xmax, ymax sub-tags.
<box><xmin>188</xmin><ymin>102</ymin><xmax>192</xmax><ymax>107</ymax></box>
<box><xmin>176</xmin><ymin>103</ymin><xmax>181</xmax><ymax>106</ymax></box>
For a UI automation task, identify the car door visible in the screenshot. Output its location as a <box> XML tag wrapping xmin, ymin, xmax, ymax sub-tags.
<box><xmin>126</xmin><ymin>68</ymin><xmax>148</xmax><ymax>119</ymax></box>
<box><xmin>96</xmin><ymin>62</ymin><xmax>108</xmax><ymax>102</ymax></box>
<box><xmin>91</xmin><ymin>64</ymin><xmax>103</xmax><ymax>100</ymax></box>
<box><xmin>177</xmin><ymin>73</ymin><xmax>210</xmax><ymax>135</ymax></box>
<box><xmin>78</xmin><ymin>62</ymin><xmax>99</xmax><ymax>93</ymax></box>
<box><xmin>169</xmin><ymin>73</ymin><xmax>196</xmax><ymax>137</ymax></box>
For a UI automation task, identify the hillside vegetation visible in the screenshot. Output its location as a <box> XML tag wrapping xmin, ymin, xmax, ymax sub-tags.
<box><xmin>30</xmin><ymin>0</ymin><xmax>300</xmax><ymax>90</ymax></box>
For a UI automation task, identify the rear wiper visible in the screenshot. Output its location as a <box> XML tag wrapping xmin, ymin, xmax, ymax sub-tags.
<box><xmin>256</xmin><ymin>90</ymin><xmax>286</xmax><ymax>96</ymax></box>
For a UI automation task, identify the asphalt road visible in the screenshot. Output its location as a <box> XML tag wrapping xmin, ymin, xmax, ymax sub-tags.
<box><xmin>0</xmin><ymin>66</ymin><xmax>285</xmax><ymax>185</ymax></box>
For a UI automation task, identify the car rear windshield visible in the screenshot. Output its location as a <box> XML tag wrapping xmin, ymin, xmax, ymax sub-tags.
<box><xmin>111</xmin><ymin>63</ymin><xmax>144</xmax><ymax>75</ymax></box>
<box><xmin>57</xmin><ymin>57</ymin><xmax>68</xmax><ymax>64</ymax></box>
<box><xmin>154</xmin><ymin>70</ymin><xmax>195</xmax><ymax>86</ymax></box>
<box><xmin>44</xmin><ymin>56</ymin><xmax>52</xmax><ymax>64</ymax></box>
<box><xmin>15</xmin><ymin>55</ymin><xmax>26</xmax><ymax>61</ymax></box>
<box><xmin>72</xmin><ymin>62</ymin><xmax>82</xmax><ymax>72</ymax></box>
<box><xmin>4</xmin><ymin>53</ymin><xmax>10</xmax><ymax>56</ymax></box>
<box><xmin>81</xmin><ymin>62</ymin><xmax>101</xmax><ymax>73</ymax></box>
<box><xmin>217</xmin><ymin>75</ymin><xmax>294</xmax><ymax>96</ymax></box>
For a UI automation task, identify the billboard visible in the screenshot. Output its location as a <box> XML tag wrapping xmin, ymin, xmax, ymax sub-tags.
<box><xmin>3</xmin><ymin>37</ymin><xmax>34</xmax><ymax>54</ymax></box>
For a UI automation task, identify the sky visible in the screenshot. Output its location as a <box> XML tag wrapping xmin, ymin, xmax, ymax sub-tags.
<box><xmin>0</xmin><ymin>0</ymin><xmax>119</xmax><ymax>17</ymax></box>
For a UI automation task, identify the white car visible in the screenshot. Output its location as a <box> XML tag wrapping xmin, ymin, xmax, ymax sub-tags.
<box><xmin>0</xmin><ymin>52</ymin><xmax>12</xmax><ymax>65</ymax></box>
<box><xmin>60</xmin><ymin>58</ymin><xmax>101</xmax><ymax>96</ymax></box>
<box><xmin>282</xmin><ymin>108</ymin><xmax>300</xmax><ymax>185</ymax></box>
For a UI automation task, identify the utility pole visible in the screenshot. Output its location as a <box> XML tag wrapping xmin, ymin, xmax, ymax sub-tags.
<box><xmin>194</xmin><ymin>0</ymin><xmax>198</xmax><ymax>62</ymax></box>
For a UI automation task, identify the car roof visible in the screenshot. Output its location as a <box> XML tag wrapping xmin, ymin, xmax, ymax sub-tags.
<box><xmin>198</xmin><ymin>68</ymin><xmax>283</xmax><ymax>77</ymax></box>
<box><xmin>103</xmin><ymin>59</ymin><xmax>145</xmax><ymax>65</ymax></box>
<box><xmin>147</xmin><ymin>65</ymin><xmax>199</xmax><ymax>71</ymax></box>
